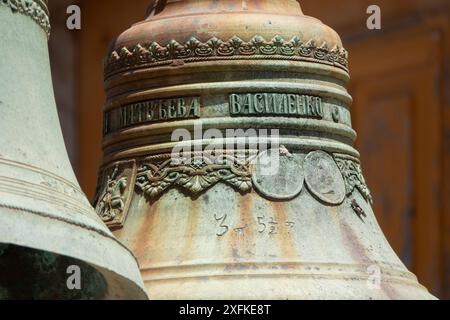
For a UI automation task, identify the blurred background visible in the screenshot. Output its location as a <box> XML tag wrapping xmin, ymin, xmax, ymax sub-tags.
<box><xmin>47</xmin><ymin>0</ymin><xmax>449</xmax><ymax>299</ymax></box>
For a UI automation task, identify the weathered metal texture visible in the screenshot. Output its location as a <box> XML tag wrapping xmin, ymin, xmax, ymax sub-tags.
<box><xmin>0</xmin><ymin>1</ymin><xmax>147</xmax><ymax>299</ymax></box>
<box><xmin>97</xmin><ymin>0</ymin><xmax>435</xmax><ymax>299</ymax></box>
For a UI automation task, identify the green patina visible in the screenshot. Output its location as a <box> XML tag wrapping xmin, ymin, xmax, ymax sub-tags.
<box><xmin>0</xmin><ymin>245</ymin><xmax>108</xmax><ymax>300</ymax></box>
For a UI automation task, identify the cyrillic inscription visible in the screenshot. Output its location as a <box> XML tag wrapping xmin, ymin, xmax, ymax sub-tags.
<box><xmin>230</xmin><ymin>93</ymin><xmax>323</xmax><ymax>118</ymax></box>
<box><xmin>104</xmin><ymin>97</ymin><xmax>201</xmax><ymax>134</ymax></box>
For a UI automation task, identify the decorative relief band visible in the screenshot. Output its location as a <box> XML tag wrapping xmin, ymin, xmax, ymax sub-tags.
<box><xmin>104</xmin><ymin>96</ymin><xmax>200</xmax><ymax>134</ymax></box>
<box><xmin>94</xmin><ymin>150</ymin><xmax>372</xmax><ymax>229</ymax></box>
<box><xmin>104</xmin><ymin>35</ymin><xmax>349</xmax><ymax>77</ymax></box>
<box><xmin>135</xmin><ymin>152</ymin><xmax>253</xmax><ymax>199</ymax></box>
<box><xmin>0</xmin><ymin>0</ymin><xmax>50</xmax><ymax>37</ymax></box>
<box><xmin>230</xmin><ymin>93</ymin><xmax>323</xmax><ymax>119</ymax></box>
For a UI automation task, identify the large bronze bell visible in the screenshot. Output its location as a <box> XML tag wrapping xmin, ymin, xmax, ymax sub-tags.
<box><xmin>96</xmin><ymin>0</ymin><xmax>436</xmax><ymax>299</ymax></box>
<box><xmin>0</xmin><ymin>0</ymin><xmax>147</xmax><ymax>299</ymax></box>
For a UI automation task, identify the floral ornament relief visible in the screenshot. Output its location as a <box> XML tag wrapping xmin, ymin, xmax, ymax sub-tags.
<box><xmin>105</xmin><ymin>35</ymin><xmax>349</xmax><ymax>77</ymax></box>
<box><xmin>334</xmin><ymin>156</ymin><xmax>373</xmax><ymax>204</ymax></box>
<box><xmin>93</xmin><ymin>152</ymin><xmax>372</xmax><ymax>230</ymax></box>
<box><xmin>135</xmin><ymin>153</ymin><xmax>253</xmax><ymax>199</ymax></box>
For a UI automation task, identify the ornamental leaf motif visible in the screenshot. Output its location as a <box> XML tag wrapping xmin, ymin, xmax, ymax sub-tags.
<box><xmin>0</xmin><ymin>0</ymin><xmax>51</xmax><ymax>37</ymax></box>
<box><xmin>335</xmin><ymin>158</ymin><xmax>373</xmax><ymax>204</ymax></box>
<box><xmin>135</xmin><ymin>153</ymin><xmax>252</xmax><ymax>199</ymax></box>
<box><xmin>104</xmin><ymin>35</ymin><xmax>349</xmax><ymax>76</ymax></box>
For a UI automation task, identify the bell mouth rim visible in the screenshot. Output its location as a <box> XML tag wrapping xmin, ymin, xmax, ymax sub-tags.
<box><xmin>0</xmin><ymin>205</ymin><xmax>148</xmax><ymax>300</ymax></box>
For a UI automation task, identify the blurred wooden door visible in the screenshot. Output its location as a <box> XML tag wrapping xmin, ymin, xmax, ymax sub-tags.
<box><xmin>348</xmin><ymin>18</ymin><xmax>448</xmax><ymax>298</ymax></box>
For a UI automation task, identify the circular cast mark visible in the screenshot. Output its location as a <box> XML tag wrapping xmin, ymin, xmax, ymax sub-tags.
<box><xmin>252</xmin><ymin>149</ymin><xmax>304</xmax><ymax>201</ymax></box>
<box><xmin>304</xmin><ymin>151</ymin><xmax>346</xmax><ymax>205</ymax></box>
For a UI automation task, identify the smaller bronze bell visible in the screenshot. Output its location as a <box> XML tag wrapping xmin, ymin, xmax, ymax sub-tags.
<box><xmin>0</xmin><ymin>0</ymin><xmax>147</xmax><ymax>299</ymax></box>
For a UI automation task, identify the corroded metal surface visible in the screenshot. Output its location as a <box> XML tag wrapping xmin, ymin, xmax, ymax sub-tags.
<box><xmin>0</xmin><ymin>1</ymin><xmax>147</xmax><ymax>299</ymax></box>
<box><xmin>95</xmin><ymin>0</ymin><xmax>435</xmax><ymax>300</ymax></box>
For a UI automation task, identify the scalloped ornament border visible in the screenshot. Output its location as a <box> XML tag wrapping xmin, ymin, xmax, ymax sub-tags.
<box><xmin>0</xmin><ymin>0</ymin><xmax>50</xmax><ymax>37</ymax></box>
<box><xmin>105</xmin><ymin>35</ymin><xmax>349</xmax><ymax>77</ymax></box>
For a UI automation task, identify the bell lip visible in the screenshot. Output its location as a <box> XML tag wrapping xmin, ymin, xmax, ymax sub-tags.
<box><xmin>0</xmin><ymin>205</ymin><xmax>148</xmax><ymax>300</ymax></box>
